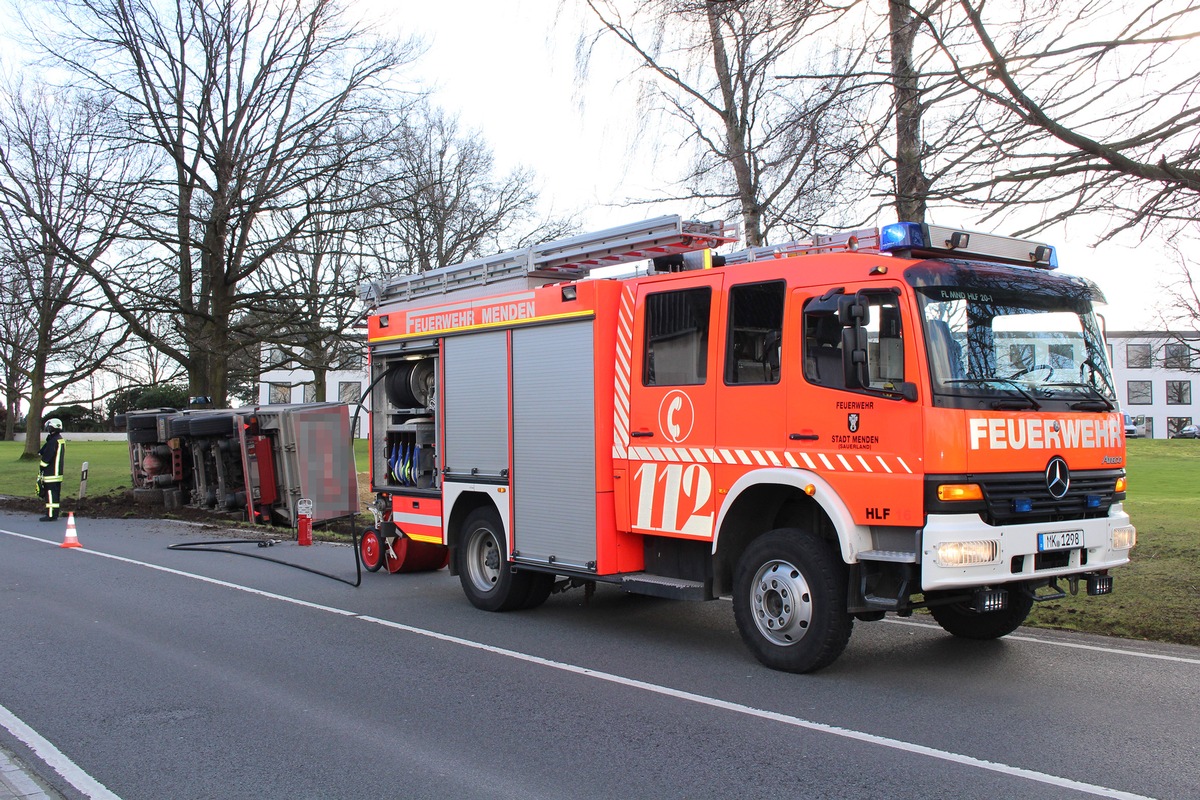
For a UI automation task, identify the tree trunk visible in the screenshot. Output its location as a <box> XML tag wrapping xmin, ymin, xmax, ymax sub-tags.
<box><xmin>2</xmin><ymin>386</ymin><xmax>17</xmax><ymax>441</ymax></box>
<box><xmin>706</xmin><ymin>1</ymin><xmax>763</xmax><ymax>246</ymax></box>
<box><xmin>20</xmin><ymin>343</ymin><xmax>48</xmax><ymax>460</ymax></box>
<box><xmin>890</xmin><ymin>0</ymin><xmax>930</xmax><ymax>223</ymax></box>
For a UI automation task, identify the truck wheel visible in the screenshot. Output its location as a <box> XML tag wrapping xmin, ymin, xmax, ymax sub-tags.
<box><xmin>732</xmin><ymin>529</ymin><xmax>853</xmax><ymax>673</ymax></box>
<box><xmin>360</xmin><ymin>528</ymin><xmax>384</xmax><ymax>572</ymax></box>
<box><xmin>927</xmin><ymin>587</ymin><xmax>1034</xmax><ymax>640</ymax></box>
<box><xmin>456</xmin><ymin>507</ymin><xmax>535</xmax><ymax>612</ymax></box>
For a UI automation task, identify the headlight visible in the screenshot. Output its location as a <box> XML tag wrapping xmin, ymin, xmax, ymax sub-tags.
<box><xmin>935</xmin><ymin>540</ymin><xmax>1000</xmax><ymax>567</ymax></box>
<box><xmin>1111</xmin><ymin>526</ymin><xmax>1136</xmax><ymax>550</ymax></box>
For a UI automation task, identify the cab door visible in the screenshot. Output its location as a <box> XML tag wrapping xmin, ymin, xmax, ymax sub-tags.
<box><xmin>625</xmin><ymin>273</ymin><xmax>724</xmax><ymax>539</ymax></box>
<box><xmin>787</xmin><ymin>282</ymin><xmax>924</xmax><ymax>527</ymax></box>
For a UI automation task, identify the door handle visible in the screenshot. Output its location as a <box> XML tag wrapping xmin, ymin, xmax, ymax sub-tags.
<box><xmin>631</xmin><ymin>430</ymin><xmax>654</xmax><ymax>438</ymax></box>
<box><xmin>790</xmin><ymin>433</ymin><xmax>819</xmax><ymax>441</ymax></box>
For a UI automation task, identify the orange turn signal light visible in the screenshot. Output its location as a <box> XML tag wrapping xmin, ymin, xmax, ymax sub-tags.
<box><xmin>1115</xmin><ymin>477</ymin><xmax>1127</xmax><ymax>493</ymax></box>
<box><xmin>937</xmin><ymin>483</ymin><xmax>983</xmax><ymax>502</ymax></box>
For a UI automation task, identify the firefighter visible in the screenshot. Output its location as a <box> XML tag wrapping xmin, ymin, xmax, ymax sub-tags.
<box><xmin>36</xmin><ymin>418</ymin><xmax>66</xmax><ymax>521</ymax></box>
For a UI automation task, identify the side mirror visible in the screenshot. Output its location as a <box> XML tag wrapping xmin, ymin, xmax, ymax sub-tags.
<box><xmin>838</xmin><ymin>295</ymin><xmax>870</xmax><ymax>327</ymax></box>
<box><xmin>842</xmin><ymin>327</ymin><xmax>868</xmax><ymax>389</ymax></box>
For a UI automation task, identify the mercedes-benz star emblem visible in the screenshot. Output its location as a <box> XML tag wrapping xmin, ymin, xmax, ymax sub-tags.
<box><xmin>1045</xmin><ymin>456</ymin><xmax>1070</xmax><ymax>499</ymax></box>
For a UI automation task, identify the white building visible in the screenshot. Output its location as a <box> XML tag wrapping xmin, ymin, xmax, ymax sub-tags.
<box><xmin>258</xmin><ymin>348</ymin><xmax>370</xmax><ymax>438</ymax></box>
<box><xmin>1106</xmin><ymin>331</ymin><xmax>1199</xmax><ymax>438</ymax></box>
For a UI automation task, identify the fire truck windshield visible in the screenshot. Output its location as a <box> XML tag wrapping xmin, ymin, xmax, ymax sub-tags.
<box><xmin>907</xmin><ymin>263</ymin><xmax>1115</xmax><ymax>410</ymax></box>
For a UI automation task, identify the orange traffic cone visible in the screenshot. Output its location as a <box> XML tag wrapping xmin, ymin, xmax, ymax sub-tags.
<box><xmin>60</xmin><ymin>512</ymin><xmax>82</xmax><ymax>548</ymax></box>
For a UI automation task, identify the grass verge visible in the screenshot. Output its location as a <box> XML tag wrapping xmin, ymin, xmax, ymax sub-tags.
<box><xmin>1025</xmin><ymin>439</ymin><xmax>1200</xmax><ymax>645</ymax></box>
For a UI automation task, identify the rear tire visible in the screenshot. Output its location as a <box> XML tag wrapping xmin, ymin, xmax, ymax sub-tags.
<box><xmin>520</xmin><ymin>572</ymin><xmax>555</xmax><ymax>610</ymax></box>
<box><xmin>456</xmin><ymin>506</ymin><xmax>537</xmax><ymax>612</ymax></box>
<box><xmin>927</xmin><ymin>587</ymin><xmax>1034</xmax><ymax>640</ymax></box>
<box><xmin>732</xmin><ymin>529</ymin><xmax>853</xmax><ymax>673</ymax></box>
<box><xmin>190</xmin><ymin>414</ymin><xmax>235</xmax><ymax>437</ymax></box>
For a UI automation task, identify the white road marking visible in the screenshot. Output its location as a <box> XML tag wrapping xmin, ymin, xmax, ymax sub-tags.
<box><xmin>2</xmin><ymin>527</ymin><xmax>1179</xmax><ymax>800</ymax></box>
<box><xmin>883</xmin><ymin>617</ymin><xmax>1200</xmax><ymax>665</ymax></box>
<box><xmin>0</xmin><ymin>701</ymin><xmax>122</xmax><ymax>800</ymax></box>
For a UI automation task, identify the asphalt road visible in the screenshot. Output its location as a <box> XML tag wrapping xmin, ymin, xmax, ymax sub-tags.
<box><xmin>1</xmin><ymin>510</ymin><xmax>1197</xmax><ymax>800</ymax></box>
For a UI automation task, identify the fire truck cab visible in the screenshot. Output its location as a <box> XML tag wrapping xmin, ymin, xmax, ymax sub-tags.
<box><xmin>361</xmin><ymin>216</ymin><xmax>1135</xmax><ymax>673</ymax></box>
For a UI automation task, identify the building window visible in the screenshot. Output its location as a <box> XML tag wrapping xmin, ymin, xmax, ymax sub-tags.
<box><xmin>1127</xmin><ymin>380</ymin><xmax>1152</xmax><ymax>405</ymax></box>
<box><xmin>269</xmin><ymin>382</ymin><xmax>291</xmax><ymax>404</ymax></box>
<box><xmin>643</xmin><ymin>288</ymin><xmax>712</xmax><ymax>386</ymax></box>
<box><xmin>1164</xmin><ymin>343</ymin><xmax>1193</xmax><ymax>370</ymax></box>
<box><xmin>1126</xmin><ymin>343</ymin><xmax>1151</xmax><ymax>369</ymax></box>
<box><xmin>1106</xmin><ymin>343</ymin><xmax>1114</xmax><ymax>366</ymax></box>
<box><xmin>1166</xmin><ymin>380</ymin><xmax>1192</xmax><ymax>405</ymax></box>
<box><xmin>1167</xmin><ymin>417</ymin><xmax>1193</xmax><ymax>438</ymax></box>
<box><xmin>338</xmin><ymin>381</ymin><xmax>362</xmax><ymax>404</ymax></box>
<box><xmin>725</xmin><ymin>281</ymin><xmax>785</xmax><ymax>385</ymax></box>
<box><xmin>303</xmin><ymin>383</ymin><xmax>318</xmax><ymax>403</ymax></box>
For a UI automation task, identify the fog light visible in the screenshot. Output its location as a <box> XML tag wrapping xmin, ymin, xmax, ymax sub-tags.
<box><xmin>936</xmin><ymin>539</ymin><xmax>1000</xmax><ymax>567</ymax></box>
<box><xmin>973</xmin><ymin>588</ymin><xmax>1008</xmax><ymax>612</ymax></box>
<box><xmin>1111</xmin><ymin>525</ymin><xmax>1136</xmax><ymax>550</ymax></box>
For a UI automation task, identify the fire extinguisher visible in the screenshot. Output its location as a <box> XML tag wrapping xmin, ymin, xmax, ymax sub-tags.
<box><xmin>297</xmin><ymin>498</ymin><xmax>313</xmax><ymax>546</ymax></box>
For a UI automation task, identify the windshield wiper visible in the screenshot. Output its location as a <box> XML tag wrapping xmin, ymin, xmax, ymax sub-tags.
<box><xmin>942</xmin><ymin>378</ymin><xmax>1041</xmax><ymax>410</ymax></box>
<box><xmin>1052</xmin><ymin>381</ymin><xmax>1115</xmax><ymax>411</ymax></box>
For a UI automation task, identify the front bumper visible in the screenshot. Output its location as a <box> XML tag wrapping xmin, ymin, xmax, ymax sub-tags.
<box><xmin>920</xmin><ymin>504</ymin><xmax>1134</xmax><ymax>591</ymax></box>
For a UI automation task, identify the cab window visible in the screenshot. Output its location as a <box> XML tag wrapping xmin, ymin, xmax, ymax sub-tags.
<box><xmin>804</xmin><ymin>291</ymin><xmax>906</xmax><ymax>393</ymax></box>
<box><xmin>643</xmin><ymin>288</ymin><xmax>712</xmax><ymax>386</ymax></box>
<box><xmin>724</xmin><ymin>281</ymin><xmax>784</xmax><ymax>385</ymax></box>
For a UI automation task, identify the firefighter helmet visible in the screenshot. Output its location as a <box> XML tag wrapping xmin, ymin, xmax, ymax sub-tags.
<box><xmin>43</xmin><ymin>418</ymin><xmax>63</xmax><ymax>431</ymax></box>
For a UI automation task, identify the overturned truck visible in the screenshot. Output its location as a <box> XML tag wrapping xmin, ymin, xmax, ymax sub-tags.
<box><xmin>120</xmin><ymin>403</ymin><xmax>358</xmax><ymax>527</ymax></box>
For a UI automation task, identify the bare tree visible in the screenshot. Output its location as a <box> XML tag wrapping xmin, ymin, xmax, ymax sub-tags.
<box><xmin>27</xmin><ymin>0</ymin><xmax>424</xmax><ymax>405</ymax></box>
<box><xmin>380</xmin><ymin>103</ymin><xmax>578</xmax><ymax>272</ymax></box>
<box><xmin>250</xmin><ymin>101</ymin><xmax>576</xmax><ymax>402</ymax></box>
<box><xmin>0</xmin><ymin>83</ymin><xmax>134</xmax><ymax>457</ymax></box>
<box><xmin>1155</xmin><ymin>237</ymin><xmax>1200</xmax><ymax>369</ymax></box>
<box><xmin>580</xmin><ymin>0</ymin><xmax>868</xmax><ymax>246</ymax></box>
<box><xmin>0</xmin><ymin>259</ymin><xmax>35</xmax><ymax>441</ymax></box>
<box><xmin>920</xmin><ymin>0</ymin><xmax>1200</xmax><ymax>238</ymax></box>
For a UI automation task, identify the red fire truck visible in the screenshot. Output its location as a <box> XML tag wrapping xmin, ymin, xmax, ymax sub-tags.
<box><xmin>359</xmin><ymin>216</ymin><xmax>1135</xmax><ymax>672</ymax></box>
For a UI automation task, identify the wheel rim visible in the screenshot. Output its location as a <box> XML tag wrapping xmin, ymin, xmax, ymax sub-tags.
<box><xmin>750</xmin><ymin>559</ymin><xmax>813</xmax><ymax>646</ymax></box>
<box><xmin>360</xmin><ymin>531</ymin><xmax>381</xmax><ymax>568</ymax></box>
<box><xmin>464</xmin><ymin>526</ymin><xmax>501</xmax><ymax>593</ymax></box>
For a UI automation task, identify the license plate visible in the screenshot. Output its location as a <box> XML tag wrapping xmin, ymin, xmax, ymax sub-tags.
<box><xmin>1038</xmin><ymin>530</ymin><xmax>1083</xmax><ymax>552</ymax></box>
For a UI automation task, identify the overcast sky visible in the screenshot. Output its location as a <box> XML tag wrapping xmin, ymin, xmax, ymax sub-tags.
<box><xmin>0</xmin><ymin>0</ymin><xmax>1168</xmax><ymax>330</ymax></box>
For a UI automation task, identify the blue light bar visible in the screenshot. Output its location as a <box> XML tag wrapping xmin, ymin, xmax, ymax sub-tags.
<box><xmin>880</xmin><ymin>222</ymin><xmax>926</xmax><ymax>252</ymax></box>
<box><xmin>879</xmin><ymin>221</ymin><xmax>1060</xmax><ymax>269</ymax></box>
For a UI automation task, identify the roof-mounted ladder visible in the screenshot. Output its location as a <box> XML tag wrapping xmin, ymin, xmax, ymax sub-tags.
<box><xmin>722</xmin><ymin>228</ymin><xmax>882</xmax><ymax>265</ymax></box>
<box><xmin>361</xmin><ymin>215</ymin><xmax>737</xmax><ymax>309</ymax></box>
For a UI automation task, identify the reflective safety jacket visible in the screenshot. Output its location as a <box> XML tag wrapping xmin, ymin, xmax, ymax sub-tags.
<box><xmin>39</xmin><ymin>432</ymin><xmax>65</xmax><ymax>484</ymax></box>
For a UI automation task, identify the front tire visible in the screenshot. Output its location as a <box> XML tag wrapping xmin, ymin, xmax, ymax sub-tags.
<box><xmin>456</xmin><ymin>507</ymin><xmax>537</xmax><ymax>612</ymax></box>
<box><xmin>732</xmin><ymin>529</ymin><xmax>853</xmax><ymax>673</ymax></box>
<box><xmin>927</xmin><ymin>586</ymin><xmax>1034</xmax><ymax>640</ymax></box>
